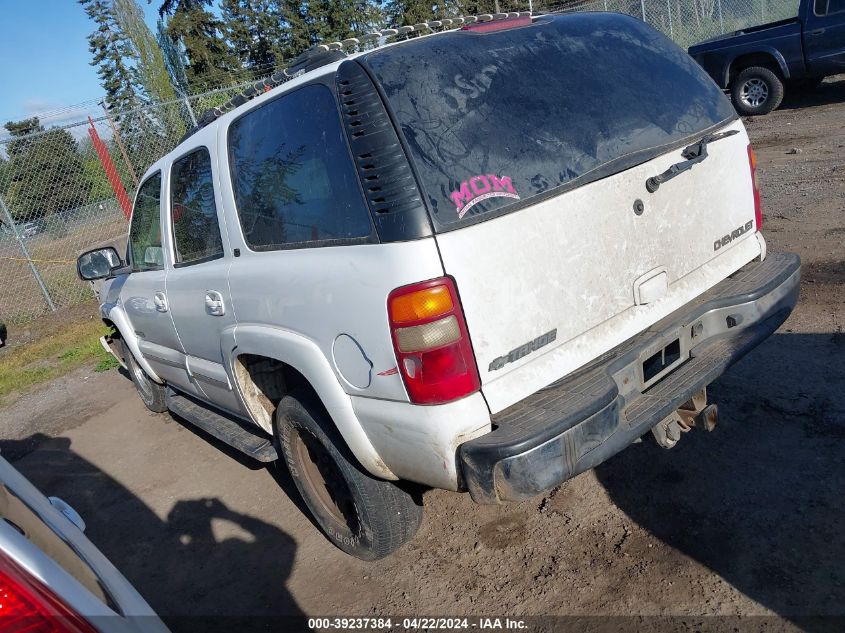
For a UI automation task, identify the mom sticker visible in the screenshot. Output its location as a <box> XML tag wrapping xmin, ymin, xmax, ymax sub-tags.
<box><xmin>450</xmin><ymin>174</ymin><xmax>520</xmax><ymax>219</ymax></box>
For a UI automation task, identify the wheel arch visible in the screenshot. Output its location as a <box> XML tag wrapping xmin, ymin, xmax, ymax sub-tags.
<box><xmin>226</xmin><ymin>324</ymin><xmax>397</xmax><ymax>481</ymax></box>
<box><xmin>725</xmin><ymin>49</ymin><xmax>790</xmax><ymax>86</ymax></box>
<box><xmin>101</xmin><ymin>303</ymin><xmax>162</xmax><ymax>384</ymax></box>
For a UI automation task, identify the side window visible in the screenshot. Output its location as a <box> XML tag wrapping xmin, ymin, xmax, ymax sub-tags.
<box><xmin>814</xmin><ymin>0</ymin><xmax>828</xmax><ymax>14</ymax></box>
<box><xmin>170</xmin><ymin>148</ymin><xmax>224</xmax><ymax>265</ymax></box>
<box><xmin>228</xmin><ymin>84</ymin><xmax>372</xmax><ymax>250</ymax></box>
<box><xmin>128</xmin><ymin>173</ymin><xmax>163</xmax><ymax>272</ymax></box>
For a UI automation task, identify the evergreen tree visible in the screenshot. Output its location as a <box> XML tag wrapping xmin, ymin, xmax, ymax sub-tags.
<box><xmin>2</xmin><ymin>118</ymin><xmax>90</xmax><ymax>221</ymax></box>
<box><xmin>79</xmin><ymin>0</ymin><xmax>144</xmax><ymax>113</ymax></box>
<box><xmin>156</xmin><ymin>18</ymin><xmax>190</xmax><ymax>96</ymax></box>
<box><xmin>158</xmin><ymin>0</ymin><xmax>239</xmax><ymax>89</ymax></box>
<box><xmin>281</xmin><ymin>0</ymin><xmax>312</xmax><ymax>57</ymax></box>
<box><xmin>80</xmin><ymin>0</ymin><xmax>160</xmax><ymax>172</ymax></box>
<box><xmin>384</xmin><ymin>0</ymin><xmax>439</xmax><ymax>26</ymax></box>
<box><xmin>114</xmin><ymin>0</ymin><xmax>185</xmax><ymax>137</ymax></box>
<box><xmin>455</xmin><ymin>0</ymin><xmax>498</xmax><ymax>14</ymax></box>
<box><xmin>0</xmin><ymin>154</ymin><xmax>11</xmax><ymax>205</ymax></box>
<box><xmin>305</xmin><ymin>0</ymin><xmax>379</xmax><ymax>43</ymax></box>
<box><xmin>113</xmin><ymin>0</ymin><xmax>177</xmax><ymax>105</ymax></box>
<box><xmin>221</xmin><ymin>0</ymin><xmax>287</xmax><ymax>74</ymax></box>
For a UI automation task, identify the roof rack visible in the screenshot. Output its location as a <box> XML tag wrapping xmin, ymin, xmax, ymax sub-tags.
<box><xmin>181</xmin><ymin>11</ymin><xmax>532</xmax><ymax>142</ymax></box>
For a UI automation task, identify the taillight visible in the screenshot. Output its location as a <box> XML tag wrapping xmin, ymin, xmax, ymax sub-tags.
<box><xmin>747</xmin><ymin>144</ymin><xmax>763</xmax><ymax>229</ymax></box>
<box><xmin>0</xmin><ymin>552</ymin><xmax>98</xmax><ymax>633</ymax></box>
<box><xmin>387</xmin><ymin>277</ymin><xmax>480</xmax><ymax>405</ymax></box>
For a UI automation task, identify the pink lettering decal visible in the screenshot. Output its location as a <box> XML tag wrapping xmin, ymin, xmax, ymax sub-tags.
<box><xmin>450</xmin><ymin>181</ymin><xmax>473</xmax><ymax>212</ymax></box>
<box><xmin>449</xmin><ymin>174</ymin><xmax>520</xmax><ymax>218</ymax></box>
<box><xmin>487</xmin><ymin>174</ymin><xmax>515</xmax><ymax>194</ymax></box>
<box><xmin>470</xmin><ymin>175</ymin><xmax>492</xmax><ymax>196</ymax></box>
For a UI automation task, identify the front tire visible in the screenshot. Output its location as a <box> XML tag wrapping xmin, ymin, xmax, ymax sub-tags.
<box><xmin>276</xmin><ymin>389</ymin><xmax>422</xmax><ymax>560</ymax></box>
<box><xmin>121</xmin><ymin>339</ymin><xmax>167</xmax><ymax>412</ymax></box>
<box><xmin>731</xmin><ymin>66</ymin><xmax>784</xmax><ymax>116</ymax></box>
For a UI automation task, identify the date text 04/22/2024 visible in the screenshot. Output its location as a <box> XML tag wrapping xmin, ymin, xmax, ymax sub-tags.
<box><xmin>307</xmin><ymin>617</ymin><xmax>528</xmax><ymax>630</ymax></box>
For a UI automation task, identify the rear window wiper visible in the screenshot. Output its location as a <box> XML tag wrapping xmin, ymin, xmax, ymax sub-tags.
<box><xmin>645</xmin><ymin>129</ymin><xmax>739</xmax><ymax>193</ymax></box>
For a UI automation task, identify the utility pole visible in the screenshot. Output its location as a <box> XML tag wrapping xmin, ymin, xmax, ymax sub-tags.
<box><xmin>100</xmin><ymin>102</ymin><xmax>139</xmax><ymax>189</ymax></box>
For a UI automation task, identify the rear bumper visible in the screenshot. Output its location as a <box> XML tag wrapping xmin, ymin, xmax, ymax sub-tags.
<box><xmin>459</xmin><ymin>252</ymin><xmax>801</xmax><ymax>504</ymax></box>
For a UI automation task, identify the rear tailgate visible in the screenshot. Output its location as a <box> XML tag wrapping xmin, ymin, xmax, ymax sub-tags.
<box><xmin>435</xmin><ymin>121</ymin><xmax>760</xmax><ymax>412</ymax></box>
<box><xmin>362</xmin><ymin>12</ymin><xmax>761</xmax><ymax>413</ymax></box>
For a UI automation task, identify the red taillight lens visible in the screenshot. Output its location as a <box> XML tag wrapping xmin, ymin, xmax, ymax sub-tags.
<box><xmin>0</xmin><ymin>552</ymin><xmax>98</xmax><ymax>633</ymax></box>
<box><xmin>388</xmin><ymin>277</ymin><xmax>480</xmax><ymax>405</ymax></box>
<box><xmin>747</xmin><ymin>144</ymin><xmax>762</xmax><ymax>230</ymax></box>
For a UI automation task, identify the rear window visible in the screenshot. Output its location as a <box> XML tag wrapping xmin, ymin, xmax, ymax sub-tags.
<box><xmin>227</xmin><ymin>84</ymin><xmax>373</xmax><ymax>250</ymax></box>
<box><xmin>362</xmin><ymin>13</ymin><xmax>736</xmax><ymax>230</ymax></box>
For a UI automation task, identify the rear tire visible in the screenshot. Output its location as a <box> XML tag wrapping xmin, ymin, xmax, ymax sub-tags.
<box><xmin>731</xmin><ymin>66</ymin><xmax>784</xmax><ymax>116</ymax></box>
<box><xmin>121</xmin><ymin>339</ymin><xmax>167</xmax><ymax>413</ymax></box>
<box><xmin>275</xmin><ymin>389</ymin><xmax>422</xmax><ymax>560</ymax></box>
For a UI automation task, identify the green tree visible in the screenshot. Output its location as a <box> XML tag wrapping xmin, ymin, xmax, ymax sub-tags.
<box><xmin>114</xmin><ymin>0</ymin><xmax>186</xmax><ymax>138</ymax></box>
<box><xmin>78</xmin><ymin>138</ymin><xmax>116</xmax><ymax>202</ymax></box>
<box><xmin>2</xmin><ymin>118</ymin><xmax>91</xmax><ymax>222</ymax></box>
<box><xmin>156</xmin><ymin>18</ymin><xmax>190</xmax><ymax>96</ymax></box>
<box><xmin>384</xmin><ymin>0</ymin><xmax>439</xmax><ymax>26</ymax></box>
<box><xmin>305</xmin><ymin>0</ymin><xmax>380</xmax><ymax>43</ymax></box>
<box><xmin>80</xmin><ymin>0</ymin><xmax>161</xmax><ymax>172</ymax></box>
<box><xmin>281</xmin><ymin>0</ymin><xmax>311</xmax><ymax>56</ymax></box>
<box><xmin>0</xmin><ymin>154</ymin><xmax>10</xmax><ymax>206</ymax></box>
<box><xmin>79</xmin><ymin>0</ymin><xmax>145</xmax><ymax>113</ymax></box>
<box><xmin>113</xmin><ymin>0</ymin><xmax>178</xmax><ymax>105</ymax></box>
<box><xmin>221</xmin><ymin>0</ymin><xmax>288</xmax><ymax>74</ymax></box>
<box><xmin>158</xmin><ymin>0</ymin><xmax>239</xmax><ymax>89</ymax></box>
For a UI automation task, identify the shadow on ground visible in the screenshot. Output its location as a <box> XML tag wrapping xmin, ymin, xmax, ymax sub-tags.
<box><xmin>0</xmin><ymin>434</ymin><xmax>306</xmax><ymax>632</ymax></box>
<box><xmin>595</xmin><ymin>333</ymin><xmax>845</xmax><ymax>629</ymax></box>
<box><xmin>780</xmin><ymin>75</ymin><xmax>845</xmax><ymax>111</ymax></box>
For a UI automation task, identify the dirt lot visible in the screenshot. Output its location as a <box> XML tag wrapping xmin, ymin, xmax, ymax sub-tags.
<box><xmin>1</xmin><ymin>79</ymin><xmax>843</xmax><ymax>632</ymax></box>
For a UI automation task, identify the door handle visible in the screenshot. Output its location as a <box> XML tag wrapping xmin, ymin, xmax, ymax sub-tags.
<box><xmin>153</xmin><ymin>292</ymin><xmax>168</xmax><ymax>313</ymax></box>
<box><xmin>811</xmin><ymin>28</ymin><xmax>825</xmax><ymax>35</ymax></box>
<box><xmin>205</xmin><ymin>291</ymin><xmax>225</xmax><ymax>317</ymax></box>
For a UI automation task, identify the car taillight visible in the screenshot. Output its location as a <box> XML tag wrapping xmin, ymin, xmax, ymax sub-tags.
<box><xmin>0</xmin><ymin>552</ymin><xmax>98</xmax><ymax>633</ymax></box>
<box><xmin>747</xmin><ymin>144</ymin><xmax>762</xmax><ymax>229</ymax></box>
<box><xmin>388</xmin><ymin>277</ymin><xmax>480</xmax><ymax>405</ymax></box>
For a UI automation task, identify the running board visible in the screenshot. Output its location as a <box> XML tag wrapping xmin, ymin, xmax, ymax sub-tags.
<box><xmin>166</xmin><ymin>390</ymin><xmax>278</xmax><ymax>462</ymax></box>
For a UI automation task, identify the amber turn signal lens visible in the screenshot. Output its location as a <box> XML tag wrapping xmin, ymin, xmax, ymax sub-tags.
<box><xmin>389</xmin><ymin>285</ymin><xmax>453</xmax><ymax>323</ymax></box>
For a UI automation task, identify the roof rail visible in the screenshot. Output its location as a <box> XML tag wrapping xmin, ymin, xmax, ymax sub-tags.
<box><xmin>181</xmin><ymin>11</ymin><xmax>532</xmax><ymax>142</ymax></box>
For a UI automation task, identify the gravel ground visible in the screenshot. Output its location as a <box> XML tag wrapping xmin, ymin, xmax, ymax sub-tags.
<box><xmin>1</xmin><ymin>79</ymin><xmax>843</xmax><ymax>632</ymax></box>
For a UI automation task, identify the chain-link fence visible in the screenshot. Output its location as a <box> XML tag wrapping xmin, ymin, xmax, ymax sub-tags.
<box><xmin>0</xmin><ymin>0</ymin><xmax>799</xmax><ymax>324</ymax></box>
<box><xmin>543</xmin><ymin>0</ymin><xmax>799</xmax><ymax>49</ymax></box>
<box><xmin>0</xmin><ymin>81</ymin><xmax>270</xmax><ymax>324</ymax></box>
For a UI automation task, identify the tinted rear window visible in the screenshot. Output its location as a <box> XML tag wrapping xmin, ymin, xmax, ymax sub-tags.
<box><xmin>362</xmin><ymin>13</ymin><xmax>736</xmax><ymax>230</ymax></box>
<box><xmin>228</xmin><ymin>84</ymin><xmax>373</xmax><ymax>250</ymax></box>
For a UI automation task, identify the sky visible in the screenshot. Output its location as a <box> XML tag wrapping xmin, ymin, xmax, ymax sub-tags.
<box><xmin>0</xmin><ymin>0</ymin><xmax>163</xmax><ymax>129</ymax></box>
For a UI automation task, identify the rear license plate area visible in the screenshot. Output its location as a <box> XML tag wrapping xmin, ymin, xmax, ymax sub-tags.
<box><xmin>640</xmin><ymin>336</ymin><xmax>687</xmax><ymax>389</ymax></box>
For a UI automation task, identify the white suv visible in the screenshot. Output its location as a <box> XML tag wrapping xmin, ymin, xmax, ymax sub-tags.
<box><xmin>78</xmin><ymin>12</ymin><xmax>800</xmax><ymax>560</ymax></box>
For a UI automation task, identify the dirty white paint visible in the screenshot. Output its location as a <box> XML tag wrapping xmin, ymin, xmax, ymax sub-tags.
<box><xmin>351</xmin><ymin>392</ymin><xmax>491</xmax><ymax>490</ymax></box>
<box><xmin>435</xmin><ymin>120</ymin><xmax>761</xmax><ymax>413</ymax></box>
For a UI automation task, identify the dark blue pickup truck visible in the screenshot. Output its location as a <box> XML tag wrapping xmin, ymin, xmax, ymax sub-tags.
<box><xmin>688</xmin><ymin>0</ymin><xmax>845</xmax><ymax>115</ymax></box>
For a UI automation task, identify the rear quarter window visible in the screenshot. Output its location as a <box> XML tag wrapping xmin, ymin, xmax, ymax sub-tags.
<box><xmin>227</xmin><ymin>83</ymin><xmax>374</xmax><ymax>250</ymax></box>
<box><xmin>362</xmin><ymin>13</ymin><xmax>736</xmax><ymax>230</ymax></box>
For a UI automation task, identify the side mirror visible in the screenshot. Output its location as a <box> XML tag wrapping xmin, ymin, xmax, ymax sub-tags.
<box><xmin>77</xmin><ymin>246</ymin><xmax>122</xmax><ymax>281</ymax></box>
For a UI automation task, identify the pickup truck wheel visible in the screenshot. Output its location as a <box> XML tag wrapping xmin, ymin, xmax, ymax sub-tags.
<box><xmin>731</xmin><ymin>66</ymin><xmax>784</xmax><ymax>115</ymax></box>
<box><xmin>275</xmin><ymin>390</ymin><xmax>422</xmax><ymax>560</ymax></box>
<box><xmin>121</xmin><ymin>339</ymin><xmax>167</xmax><ymax>413</ymax></box>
